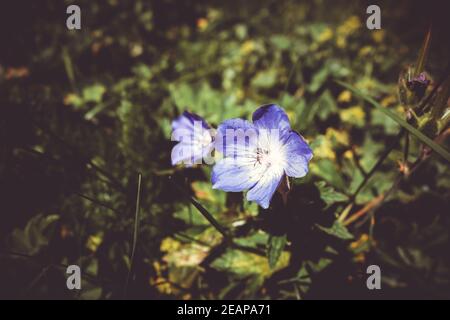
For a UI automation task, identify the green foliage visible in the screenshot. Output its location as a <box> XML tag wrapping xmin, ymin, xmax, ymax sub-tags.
<box><xmin>315</xmin><ymin>181</ymin><xmax>348</xmax><ymax>206</ymax></box>
<box><xmin>267</xmin><ymin>234</ymin><xmax>288</xmax><ymax>269</ymax></box>
<box><xmin>316</xmin><ymin>221</ymin><xmax>354</xmax><ymax>240</ymax></box>
<box><xmin>1</xmin><ymin>0</ymin><xmax>449</xmax><ymax>300</ymax></box>
<box><xmin>338</xmin><ymin>81</ymin><xmax>450</xmax><ymax>163</ymax></box>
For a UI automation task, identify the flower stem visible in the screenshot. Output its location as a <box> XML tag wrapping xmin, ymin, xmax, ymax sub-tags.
<box><xmin>348</xmin><ymin>129</ymin><xmax>405</xmax><ymax>203</ymax></box>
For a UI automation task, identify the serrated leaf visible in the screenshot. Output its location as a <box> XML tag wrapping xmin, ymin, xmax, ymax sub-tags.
<box><xmin>267</xmin><ymin>234</ymin><xmax>287</xmax><ymax>269</ymax></box>
<box><xmin>315</xmin><ymin>181</ymin><xmax>348</xmax><ymax>205</ymax></box>
<box><xmin>316</xmin><ymin>221</ymin><xmax>354</xmax><ymax>240</ymax></box>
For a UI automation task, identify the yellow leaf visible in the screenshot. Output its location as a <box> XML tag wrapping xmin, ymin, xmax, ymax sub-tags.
<box><xmin>318</xmin><ymin>27</ymin><xmax>333</xmax><ymax>43</ymax></box>
<box><xmin>196</xmin><ymin>18</ymin><xmax>208</xmax><ymax>31</ymax></box>
<box><xmin>160</xmin><ymin>237</ymin><xmax>182</xmax><ymax>252</ymax></box>
<box><xmin>381</xmin><ymin>95</ymin><xmax>397</xmax><ymax>107</ymax></box>
<box><xmin>358</xmin><ymin>46</ymin><xmax>372</xmax><ymax>57</ymax></box>
<box><xmin>340</xmin><ymin>106</ymin><xmax>365</xmax><ymax>127</ymax></box>
<box><xmin>325</xmin><ymin>128</ymin><xmax>349</xmax><ymax>146</ymax></box>
<box><xmin>312</xmin><ymin>136</ymin><xmax>336</xmax><ymax>160</ymax></box>
<box><xmin>240</xmin><ymin>40</ymin><xmax>255</xmax><ymax>55</ymax></box>
<box><xmin>371</xmin><ymin>30</ymin><xmax>385</xmax><ymax>43</ymax></box>
<box><xmin>86</xmin><ymin>233</ymin><xmax>103</xmax><ymax>252</ymax></box>
<box><xmin>337</xmin><ymin>90</ymin><xmax>352</xmax><ymax>103</ymax></box>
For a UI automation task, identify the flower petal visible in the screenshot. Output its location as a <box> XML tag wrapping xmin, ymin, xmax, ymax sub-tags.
<box><xmin>172</xmin><ymin>111</ymin><xmax>209</xmax><ymax>136</ymax></box>
<box><xmin>246</xmin><ymin>168</ymin><xmax>284</xmax><ymax>209</ymax></box>
<box><xmin>283</xmin><ymin>131</ymin><xmax>313</xmax><ymax>178</ymax></box>
<box><xmin>171</xmin><ymin>141</ymin><xmax>204</xmax><ymax>166</ymax></box>
<box><xmin>171</xmin><ymin>111</ymin><xmax>212</xmax><ymax>166</ymax></box>
<box><xmin>212</xmin><ymin>156</ymin><xmax>263</xmax><ymax>192</ymax></box>
<box><xmin>214</xmin><ymin>118</ymin><xmax>258</xmax><ymax>158</ymax></box>
<box><xmin>252</xmin><ymin>104</ymin><xmax>291</xmax><ymax>134</ymax></box>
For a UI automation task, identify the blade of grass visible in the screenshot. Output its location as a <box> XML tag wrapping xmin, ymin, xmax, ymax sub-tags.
<box><xmin>62</xmin><ymin>46</ymin><xmax>77</xmax><ymax>92</ymax></box>
<box><xmin>75</xmin><ymin>192</ymin><xmax>121</xmax><ymax>215</ymax></box>
<box><xmin>336</xmin><ymin>80</ymin><xmax>450</xmax><ymax>163</ymax></box>
<box><xmin>124</xmin><ymin>173</ymin><xmax>142</xmax><ymax>298</ymax></box>
<box><xmin>414</xmin><ymin>26</ymin><xmax>432</xmax><ymax>77</ymax></box>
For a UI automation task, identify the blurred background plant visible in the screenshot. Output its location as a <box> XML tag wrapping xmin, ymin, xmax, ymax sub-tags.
<box><xmin>0</xmin><ymin>0</ymin><xmax>449</xmax><ymax>299</ymax></box>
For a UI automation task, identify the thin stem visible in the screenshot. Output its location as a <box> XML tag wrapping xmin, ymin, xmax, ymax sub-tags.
<box><xmin>189</xmin><ymin>195</ymin><xmax>230</xmax><ymax>239</ymax></box>
<box><xmin>348</xmin><ymin>143</ymin><xmax>433</xmax><ymax>227</ymax></box>
<box><xmin>231</xmin><ymin>242</ymin><xmax>266</xmax><ymax>257</ymax></box>
<box><xmin>403</xmin><ymin>132</ymin><xmax>410</xmax><ymax>163</ymax></box>
<box><xmin>348</xmin><ymin>129</ymin><xmax>404</xmax><ymax>203</ymax></box>
<box><xmin>75</xmin><ymin>192</ymin><xmax>121</xmax><ymax>215</ymax></box>
<box><xmin>418</xmin><ymin>63</ymin><xmax>450</xmax><ymax>115</ymax></box>
<box><xmin>169</xmin><ymin>176</ymin><xmax>230</xmax><ymax>239</ymax></box>
<box><xmin>351</xmin><ymin>147</ymin><xmax>368</xmax><ymax>177</ymax></box>
<box><xmin>124</xmin><ymin>173</ymin><xmax>142</xmax><ymax>298</ymax></box>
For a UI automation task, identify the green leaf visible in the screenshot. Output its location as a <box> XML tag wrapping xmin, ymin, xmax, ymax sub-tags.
<box><xmin>79</xmin><ymin>286</ymin><xmax>102</xmax><ymax>300</ymax></box>
<box><xmin>314</xmin><ymin>90</ymin><xmax>337</xmax><ymax>121</ymax></box>
<box><xmin>267</xmin><ymin>234</ymin><xmax>287</xmax><ymax>269</ymax></box>
<box><xmin>82</xmin><ymin>84</ymin><xmax>106</xmax><ymax>103</ymax></box>
<box><xmin>270</xmin><ymin>35</ymin><xmax>291</xmax><ymax>50</ymax></box>
<box><xmin>308</xmin><ymin>67</ymin><xmax>329</xmax><ymax>93</ymax></box>
<box><xmin>211</xmin><ymin>248</ymin><xmax>289</xmax><ymax>277</ymax></box>
<box><xmin>251</xmin><ymin>69</ymin><xmax>277</xmax><ymax>89</ymax></box>
<box><xmin>235</xmin><ymin>231</ymin><xmax>268</xmax><ymax>247</ymax></box>
<box><xmin>316</xmin><ymin>221</ymin><xmax>354</xmax><ymax>240</ymax></box>
<box><xmin>310</xmin><ymin>158</ymin><xmax>346</xmax><ymax>191</ymax></box>
<box><xmin>337</xmin><ymin>81</ymin><xmax>450</xmax><ymax>163</ymax></box>
<box><xmin>8</xmin><ymin>214</ymin><xmax>59</xmax><ymax>255</ymax></box>
<box><xmin>315</xmin><ymin>181</ymin><xmax>348</xmax><ymax>206</ymax></box>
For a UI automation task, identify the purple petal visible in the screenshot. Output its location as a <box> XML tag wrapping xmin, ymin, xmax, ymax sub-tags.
<box><xmin>171</xmin><ymin>111</ymin><xmax>212</xmax><ymax>166</ymax></box>
<box><xmin>171</xmin><ymin>141</ymin><xmax>204</xmax><ymax>166</ymax></box>
<box><xmin>172</xmin><ymin>111</ymin><xmax>210</xmax><ymax>140</ymax></box>
<box><xmin>252</xmin><ymin>104</ymin><xmax>291</xmax><ymax>134</ymax></box>
<box><xmin>214</xmin><ymin>118</ymin><xmax>258</xmax><ymax>158</ymax></box>
<box><xmin>246</xmin><ymin>169</ymin><xmax>284</xmax><ymax>209</ymax></box>
<box><xmin>212</xmin><ymin>157</ymin><xmax>261</xmax><ymax>192</ymax></box>
<box><xmin>283</xmin><ymin>131</ymin><xmax>313</xmax><ymax>178</ymax></box>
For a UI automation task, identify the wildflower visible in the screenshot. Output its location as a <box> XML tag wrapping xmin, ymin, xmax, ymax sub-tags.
<box><xmin>171</xmin><ymin>111</ymin><xmax>214</xmax><ymax>166</ymax></box>
<box><xmin>407</xmin><ymin>72</ymin><xmax>430</xmax><ymax>99</ymax></box>
<box><xmin>212</xmin><ymin>104</ymin><xmax>313</xmax><ymax>208</ymax></box>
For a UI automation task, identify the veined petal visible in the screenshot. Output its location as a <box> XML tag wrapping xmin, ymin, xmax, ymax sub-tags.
<box><xmin>215</xmin><ymin>118</ymin><xmax>258</xmax><ymax>158</ymax></box>
<box><xmin>171</xmin><ymin>141</ymin><xmax>205</xmax><ymax>166</ymax></box>
<box><xmin>246</xmin><ymin>167</ymin><xmax>284</xmax><ymax>209</ymax></box>
<box><xmin>171</xmin><ymin>111</ymin><xmax>213</xmax><ymax>166</ymax></box>
<box><xmin>172</xmin><ymin>111</ymin><xmax>209</xmax><ymax>134</ymax></box>
<box><xmin>252</xmin><ymin>104</ymin><xmax>291</xmax><ymax>134</ymax></box>
<box><xmin>283</xmin><ymin>131</ymin><xmax>313</xmax><ymax>178</ymax></box>
<box><xmin>212</xmin><ymin>156</ymin><xmax>263</xmax><ymax>192</ymax></box>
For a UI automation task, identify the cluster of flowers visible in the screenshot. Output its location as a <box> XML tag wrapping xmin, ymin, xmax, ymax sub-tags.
<box><xmin>171</xmin><ymin>104</ymin><xmax>313</xmax><ymax>208</ymax></box>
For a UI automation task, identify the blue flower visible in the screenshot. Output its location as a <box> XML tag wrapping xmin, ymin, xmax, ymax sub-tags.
<box><xmin>171</xmin><ymin>111</ymin><xmax>214</xmax><ymax>166</ymax></box>
<box><xmin>212</xmin><ymin>104</ymin><xmax>313</xmax><ymax>209</ymax></box>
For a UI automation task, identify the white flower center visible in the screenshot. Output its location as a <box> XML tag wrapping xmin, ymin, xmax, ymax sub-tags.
<box><xmin>255</xmin><ymin>133</ymin><xmax>286</xmax><ymax>174</ymax></box>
